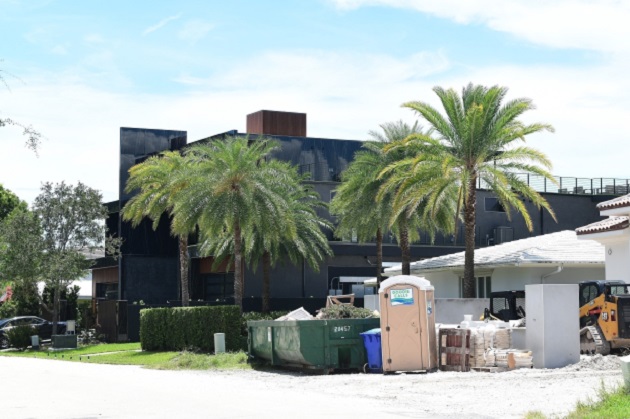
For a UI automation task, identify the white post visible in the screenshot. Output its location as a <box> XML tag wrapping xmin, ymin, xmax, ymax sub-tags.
<box><xmin>214</xmin><ymin>333</ymin><xmax>226</xmax><ymax>354</ymax></box>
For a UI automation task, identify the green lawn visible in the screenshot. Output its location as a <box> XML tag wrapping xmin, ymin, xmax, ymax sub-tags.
<box><xmin>566</xmin><ymin>386</ymin><xmax>630</xmax><ymax>419</ymax></box>
<box><xmin>526</xmin><ymin>385</ymin><xmax>630</xmax><ymax>419</ymax></box>
<box><xmin>0</xmin><ymin>343</ymin><xmax>252</xmax><ymax>370</ymax></box>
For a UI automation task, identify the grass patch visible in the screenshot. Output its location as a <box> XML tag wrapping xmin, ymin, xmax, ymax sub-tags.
<box><xmin>567</xmin><ymin>385</ymin><xmax>630</xmax><ymax>419</ymax></box>
<box><xmin>152</xmin><ymin>351</ymin><xmax>252</xmax><ymax>370</ymax></box>
<box><xmin>82</xmin><ymin>350</ymin><xmax>177</xmax><ymax>366</ymax></box>
<box><xmin>0</xmin><ymin>343</ymin><xmax>252</xmax><ymax>370</ymax></box>
<box><xmin>0</xmin><ymin>342</ymin><xmax>141</xmax><ymax>359</ymax></box>
<box><xmin>524</xmin><ymin>385</ymin><xmax>630</xmax><ymax>419</ymax></box>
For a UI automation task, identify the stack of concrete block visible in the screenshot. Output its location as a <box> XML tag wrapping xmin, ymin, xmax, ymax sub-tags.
<box><xmin>468</xmin><ymin>327</ymin><xmax>511</xmax><ymax>368</ymax></box>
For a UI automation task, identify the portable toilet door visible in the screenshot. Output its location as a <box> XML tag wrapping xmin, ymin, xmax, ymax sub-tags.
<box><xmin>379</xmin><ymin>275</ymin><xmax>437</xmax><ymax>372</ymax></box>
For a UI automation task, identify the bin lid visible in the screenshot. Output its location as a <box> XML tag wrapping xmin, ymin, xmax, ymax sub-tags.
<box><xmin>379</xmin><ymin>275</ymin><xmax>433</xmax><ymax>293</ymax></box>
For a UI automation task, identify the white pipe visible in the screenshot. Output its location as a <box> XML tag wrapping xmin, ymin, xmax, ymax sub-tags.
<box><xmin>541</xmin><ymin>265</ymin><xmax>563</xmax><ymax>283</ymax></box>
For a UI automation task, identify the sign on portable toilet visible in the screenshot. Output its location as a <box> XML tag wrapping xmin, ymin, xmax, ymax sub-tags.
<box><xmin>379</xmin><ymin>275</ymin><xmax>437</xmax><ymax>373</ymax></box>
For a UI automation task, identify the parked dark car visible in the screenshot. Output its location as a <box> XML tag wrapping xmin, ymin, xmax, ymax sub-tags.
<box><xmin>0</xmin><ymin>316</ymin><xmax>67</xmax><ymax>349</ymax></box>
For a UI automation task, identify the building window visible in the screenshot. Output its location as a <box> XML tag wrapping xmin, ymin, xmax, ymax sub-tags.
<box><xmin>485</xmin><ymin>197</ymin><xmax>506</xmax><ymax>213</ymax></box>
<box><xmin>460</xmin><ymin>276</ymin><xmax>492</xmax><ymax>298</ymax></box>
<box><xmin>203</xmin><ymin>273</ymin><xmax>235</xmax><ymax>301</ymax></box>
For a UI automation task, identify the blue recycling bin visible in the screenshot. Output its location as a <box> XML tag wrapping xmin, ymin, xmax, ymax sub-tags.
<box><xmin>360</xmin><ymin>328</ymin><xmax>382</xmax><ymax>373</ymax></box>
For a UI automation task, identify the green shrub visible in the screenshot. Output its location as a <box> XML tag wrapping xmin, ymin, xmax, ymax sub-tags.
<box><xmin>317</xmin><ymin>305</ymin><xmax>377</xmax><ymax>319</ymax></box>
<box><xmin>6</xmin><ymin>325</ymin><xmax>36</xmax><ymax>350</ymax></box>
<box><xmin>140</xmin><ymin>306</ymin><xmax>241</xmax><ymax>352</ymax></box>
<box><xmin>0</xmin><ymin>299</ymin><xmax>18</xmax><ymax>319</ymax></box>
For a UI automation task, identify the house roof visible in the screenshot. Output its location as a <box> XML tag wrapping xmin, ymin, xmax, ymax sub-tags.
<box><xmin>575</xmin><ymin>216</ymin><xmax>629</xmax><ymax>236</ymax></box>
<box><xmin>384</xmin><ymin>230</ymin><xmax>604</xmax><ymax>275</ymax></box>
<box><xmin>597</xmin><ymin>194</ymin><xmax>630</xmax><ymax>211</ymax></box>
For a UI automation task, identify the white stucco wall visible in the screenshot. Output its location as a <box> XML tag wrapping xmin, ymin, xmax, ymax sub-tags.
<box><xmin>420</xmin><ymin>271</ymin><xmax>460</xmax><ymax>298</ymax></box>
<box><xmin>416</xmin><ymin>265</ymin><xmax>604</xmax><ymax>297</ymax></box>
<box><xmin>605</xmin><ymin>240</ymin><xmax>630</xmax><ymax>282</ymax></box>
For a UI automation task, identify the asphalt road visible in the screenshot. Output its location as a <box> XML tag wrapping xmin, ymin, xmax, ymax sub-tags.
<box><xmin>1</xmin><ymin>357</ymin><xmax>418</xmax><ymax>419</ymax></box>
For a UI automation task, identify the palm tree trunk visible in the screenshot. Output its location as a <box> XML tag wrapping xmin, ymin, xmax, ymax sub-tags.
<box><xmin>178</xmin><ymin>236</ymin><xmax>190</xmax><ymax>307</ymax></box>
<box><xmin>399</xmin><ymin>219</ymin><xmax>411</xmax><ymax>276</ymax></box>
<box><xmin>262</xmin><ymin>250</ymin><xmax>271</xmax><ymax>313</ymax></box>
<box><xmin>463</xmin><ymin>174</ymin><xmax>477</xmax><ymax>298</ymax></box>
<box><xmin>376</xmin><ymin>227</ymin><xmax>383</xmax><ymax>286</ymax></box>
<box><xmin>234</xmin><ymin>221</ymin><xmax>244</xmax><ymax>313</ymax></box>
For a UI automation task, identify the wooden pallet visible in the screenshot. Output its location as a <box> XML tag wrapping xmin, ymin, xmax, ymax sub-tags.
<box><xmin>439</xmin><ymin>328</ymin><xmax>470</xmax><ymax>372</ymax></box>
<box><xmin>471</xmin><ymin>366</ymin><xmax>507</xmax><ymax>373</ymax></box>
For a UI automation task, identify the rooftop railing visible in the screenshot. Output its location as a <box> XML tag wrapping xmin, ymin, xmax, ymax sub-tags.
<box><xmin>302</xmin><ymin>165</ymin><xmax>630</xmax><ymax>196</ymax></box>
<box><xmin>478</xmin><ymin>174</ymin><xmax>630</xmax><ymax>196</ymax></box>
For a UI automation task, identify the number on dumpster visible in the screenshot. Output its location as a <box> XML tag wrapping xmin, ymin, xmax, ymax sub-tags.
<box><xmin>334</xmin><ymin>326</ymin><xmax>351</xmax><ymax>333</ymax></box>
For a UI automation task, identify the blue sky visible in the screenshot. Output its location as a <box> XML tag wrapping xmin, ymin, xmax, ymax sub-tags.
<box><xmin>2</xmin><ymin>0</ymin><xmax>629</xmax><ymax>203</ymax></box>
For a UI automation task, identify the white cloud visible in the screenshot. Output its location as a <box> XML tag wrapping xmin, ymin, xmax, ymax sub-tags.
<box><xmin>3</xmin><ymin>48</ymin><xmax>630</xmax><ymax>205</ymax></box>
<box><xmin>143</xmin><ymin>13</ymin><xmax>183</xmax><ymax>36</ymax></box>
<box><xmin>330</xmin><ymin>0</ymin><xmax>630</xmax><ymax>54</ymax></box>
<box><xmin>178</xmin><ymin>20</ymin><xmax>214</xmax><ymax>43</ymax></box>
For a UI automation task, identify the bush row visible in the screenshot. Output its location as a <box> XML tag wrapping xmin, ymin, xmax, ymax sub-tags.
<box><xmin>140</xmin><ymin>306</ymin><xmax>241</xmax><ymax>352</ymax></box>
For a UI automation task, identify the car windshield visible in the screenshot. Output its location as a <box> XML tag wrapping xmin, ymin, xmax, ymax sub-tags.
<box><xmin>0</xmin><ymin>319</ymin><xmax>10</xmax><ymax>328</ymax></box>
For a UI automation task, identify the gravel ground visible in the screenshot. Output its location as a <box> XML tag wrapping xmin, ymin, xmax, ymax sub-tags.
<box><xmin>1</xmin><ymin>354</ymin><xmax>624</xmax><ymax>418</ymax></box>
<box><xmin>222</xmin><ymin>354</ymin><xmax>624</xmax><ymax>418</ymax></box>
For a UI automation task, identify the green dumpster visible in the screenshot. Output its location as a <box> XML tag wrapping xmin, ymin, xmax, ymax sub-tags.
<box><xmin>248</xmin><ymin>318</ymin><xmax>380</xmax><ymax>372</ymax></box>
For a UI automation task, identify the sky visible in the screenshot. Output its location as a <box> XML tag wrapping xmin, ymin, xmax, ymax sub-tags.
<box><xmin>2</xmin><ymin>0</ymin><xmax>630</xmax><ymax>204</ymax></box>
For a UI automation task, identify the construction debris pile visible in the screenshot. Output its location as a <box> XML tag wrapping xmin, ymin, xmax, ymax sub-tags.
<box><xmin>439</xmin><ymin>322</ymin><xmax>533</xmax><ymax>372</ymax></box>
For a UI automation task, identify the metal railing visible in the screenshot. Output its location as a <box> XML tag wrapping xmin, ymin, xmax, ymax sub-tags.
<box><xmin>478</xmin><ymin>174</ymin><xmax>630</xmax><ymax>196</ymax></box>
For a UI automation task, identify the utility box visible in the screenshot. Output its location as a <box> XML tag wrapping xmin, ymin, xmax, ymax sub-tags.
<box><xmin>379</xmin><ymin>275</ymin><xmax>437</xmax><ymax>372</ymax></box>
<box><xmin>526</xmin><ymin>284</ymin><xmax>580</xmax><ymax>368</ymax></box>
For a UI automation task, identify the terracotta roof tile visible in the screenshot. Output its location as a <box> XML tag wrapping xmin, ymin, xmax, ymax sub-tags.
<box><xmin>575</xmin><ymin>216</ymin><xmax>629</xmax><ymax>235</ymax></box>
<box><xmin>597</xmin><ymin>194</ymin><xmax>630</xmax><ymax>210</ymax></box>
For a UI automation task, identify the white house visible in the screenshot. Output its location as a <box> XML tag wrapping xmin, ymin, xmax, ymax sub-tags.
<box><xmin>576</xmin><ymin>194</ymin><xmax>630</xmax><ymax>282</ymax></box>
<box><xmin>383</xmin><ymin>230</ymin><xmax>605</xmax><ymax>298</ymax></box>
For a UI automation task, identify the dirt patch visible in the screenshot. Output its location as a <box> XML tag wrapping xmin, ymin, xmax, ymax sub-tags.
<box><xmin>224</xmin><ymin>355</ymin><xmax>625</xmax><ymax>418</ymax></box>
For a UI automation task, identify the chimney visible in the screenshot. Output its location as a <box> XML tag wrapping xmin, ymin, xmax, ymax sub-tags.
<box><xmin>246</xmin><ymin>110</ymin><xmax>307</xmax><ymax>137</ymax></box>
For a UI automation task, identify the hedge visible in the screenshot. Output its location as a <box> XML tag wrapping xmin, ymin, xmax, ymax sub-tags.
<box><xmin>140</xmin><ymin>306</ymin><xmax>241</xmax><ymax>352</ymax></box>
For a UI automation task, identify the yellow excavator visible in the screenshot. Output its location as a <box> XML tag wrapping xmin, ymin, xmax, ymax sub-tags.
<box><xmin>579</xmin><ymin>281</ymin><xmax>630</xmax><ymax>355</ymax></box>
<box><xmin>483</xmin><ymin>281</ymin><xmax>630</xmax><ymax>355</ymax></box>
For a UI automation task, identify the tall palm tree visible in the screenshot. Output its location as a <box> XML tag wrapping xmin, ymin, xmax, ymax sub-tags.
<box><xmin>331</xmin><ymin>121</ymin><xmax>450</xmax><ymax>281</ymax></box>
<box><xmin>385</xmin><ymin>83</ymin><xmax>556</xmax><ymax>297</ymax></box>
<box><xmin>197</xmin><ymin>164</ymin><xmax>333</xmax><ymax>313</ymax></box>
<box><xmin>121</xmin><ymin>151</ymin><xmax>192</xmax><ymax>306</ymax></box>
<box><xmin>172</xmin><ymin>137</ymin><xmax>292</xmax><ymax>312</ymax></box>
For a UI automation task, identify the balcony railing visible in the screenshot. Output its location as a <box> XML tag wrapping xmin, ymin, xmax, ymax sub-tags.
<box><xmin>478</xmin><ymin>174</ymin><xmax>630</xmax><ymax>196</ymax></box>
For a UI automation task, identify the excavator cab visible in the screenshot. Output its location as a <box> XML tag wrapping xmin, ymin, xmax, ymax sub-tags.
<box><xmin>484</xmin><ymin>290</ymin><xmax>526</xmax><ymax>322</ymax></box>
<box><xmin>579</xmin><ymin>280</ymin><xmax>630</xmax><ymax>354</ymax></box>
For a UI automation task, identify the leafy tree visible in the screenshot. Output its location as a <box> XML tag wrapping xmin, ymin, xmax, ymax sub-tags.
<box><xmin>0</xmin><ymin>184</ymin><xmax>26</xmax><ymax>221</ymax></box>
<box><xmin>200</xmin><ymin>163</ymin><xmax>333</xmax><ymax>312</ymax></box>
<box><xmin>32</xmin><ymin>182</ymin><xmax>107</xmax><ymax>333</ymax></box>
<box><xmin>121</xmin><ymin>151</ymin><xmax>192</xmax><ymax>306</ymax></box>
<box><xmin>43</xmin><ymin>284</ymin><xmax>80</xmax><ymax>321</ymax></box>
<box><xmin>0</xmin><ymin>208</ymin><xmax>43</xmax><ymax>315</ymax></box>
<box><xmin>332</xmin><ymin>121</ymin><xmax>453</xmax><ymax>280</ymax></box>
<box><xmin>385</xmin><ymin>84</ymin><xmax>556</xmax><ymax>297</ymax></box>
<box><xmin>172</xmin><ymin>137</ymin><xmax>296</xmax><ymax>312</ymax></box>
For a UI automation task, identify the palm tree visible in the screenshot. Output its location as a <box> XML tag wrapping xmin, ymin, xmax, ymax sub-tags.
<box><xmin>331</xmin><ymin>121</ymin><xmax>451</xmax><ymax>281</ymax></box>
<box><xmin>121</xmin><ymin>151</ymin><xmax>192</xmax><ymax>306</ymax></box>
<box><xmin>172</xmin><ymin>136</ymin><xmax>293</xmax><ymax>312</ymax></box>
<box><xmin>385</xmin><ymin>83</ymin><xmax>556</xmax><ymax>297</ymax></box>
<box><xmin>197</xmin><ymin>163</ymin><xmax>333</xmax><ymax>313</ymax></box>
